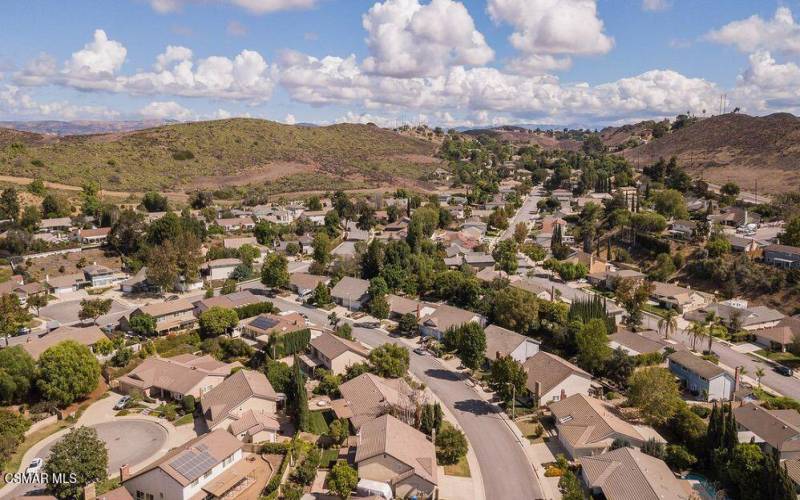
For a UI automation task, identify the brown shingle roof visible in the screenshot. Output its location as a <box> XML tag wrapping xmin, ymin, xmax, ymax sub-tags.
<box><xmin>22</xmin><ymin>326</ymin><xmax>107</xmax><ymax>360</ymax></box>
<box><xmin>228</xmin><ymin>409</ymin><xmax>280</xmax><ymax>436</ymax></box>
<box><xmin>733</xmin><ymin>403</ymin><xmax>800</xmax><ymax>453</ymax></box>
<box><xmin>550</xmin><ymin>394</ymin><xmax>644</xmax><ymax>452</ymax></box>
<box><xmin>418</xmin><ymin>304</ymin><xmax>479</xmax><ymax>331</ymax></box>
<box><xmin>756</xmin><ymin>317</ymin><xmax>800</xmax><ymax>346</ymax></box>
<box><xmin>201</xmin><ymin>369</ymin><xmax>278</xmax><ymax>428</ymax></box>
<box><xmin>668</xmin><ymin>351</ymin><xmax>727</xmax><ymax>380</ymax></box>
<box><xmin>580</xmin><ymin>447</ymin><xmax>689</xmax><ymax>500</ymax></box>
<box><xmin>289</xmin><ymin>273</ymin><xmax>330</xmax><ymax>291</ymax></box>
<box><xmin>124</xmin><ymin>429</ymin><xmax>241</xmax><ymax>487</ymax></box>
<box><xmin>608</xmin><ymin>330</ymin><xmax>666</xmax><ymax>355</ymax></box>
<box><xmin>355</xmin><ymin>414</ymin><xmax>438</xmax><ymax>486</ymax></box>
<box><xmin>136</xmin><ymin>299</ymin><xmax>194</xmax><ymax>318</ymax></box>
<box><xmin>330</xmin><ymin>276</ymin><xmax>370</xmax><ymax>301</ymax></box>
<box><xmin>484</xmin><ymin>324</ymin><xmax>537</xmax><ymax>360</ymax></box>
<box><xmin>118</xmin><ymin>357</ymin><xmax>209</xmax><ymax>395</ymax></box>
<box><xmin>310</xmin><ymin>332</ymin><xmax>370</xmax><ymax>360</ymax></box>
<box><xmin>522</xmin><ymin>351</ymin><xmax>592</xmax><ymax>396</ymax></box>
<box><xmin>338</xmin><ymin>373</ymin><xmax>415</xmax><ymax>430</ymax></box>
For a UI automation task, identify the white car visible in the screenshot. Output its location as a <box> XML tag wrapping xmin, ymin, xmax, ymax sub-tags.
<box><xmin>25</xmin><ymin>458</ymin><xmax>44</xmax><ymax>475</ymax></box>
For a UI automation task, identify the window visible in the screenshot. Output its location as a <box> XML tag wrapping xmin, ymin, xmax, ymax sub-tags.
<box><xmin>136</xmin><ymin>492</ymin><xmax>144</xmax><ymax>500</ymax></box>
<box><xmin>223</xmin><ymin>454</ymin><xmax>234</xmax><ymax>467</ymax></box>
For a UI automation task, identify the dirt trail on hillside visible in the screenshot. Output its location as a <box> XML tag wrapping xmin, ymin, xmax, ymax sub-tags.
<box><xmin>0</xmin><ymin>175</ymin><xmax>190</xmax><ymax>202</ymax></box>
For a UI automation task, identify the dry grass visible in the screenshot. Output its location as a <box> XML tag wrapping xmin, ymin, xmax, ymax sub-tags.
<box><xmin>443</xmin><ymin>454</ymin><xmax>471</xmax><ymax>477</ymax></box>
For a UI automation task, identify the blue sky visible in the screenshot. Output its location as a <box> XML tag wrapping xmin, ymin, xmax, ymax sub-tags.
<box><xmin>1</xmin><ymin>0</ymin><xmax>800</xmax><ymax>127</ymax></box>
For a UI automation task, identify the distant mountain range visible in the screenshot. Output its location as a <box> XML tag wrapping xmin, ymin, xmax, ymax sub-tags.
<box><xmin>0</xmin><ymin>119</ymin><xmax>178</xmax><ymax>136</ymax></box>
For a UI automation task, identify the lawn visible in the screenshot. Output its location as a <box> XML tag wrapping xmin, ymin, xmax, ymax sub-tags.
<box><xmin>642</xmin><ymin>303</ymin><xmax>670</xmax><ymax>319</ymax></box>
<box><xmin>0</xmin><ymin>419</ymin><xmax>72</xmax><ymax>486</ymax></box>
<box><xmin>443</xmin><ymin>455</ymin><xmax>471</xmax><ymax>477</ymax></box>
<box><xmin>308</xmin><ymin>411</ymin><xmax>330</xmax><ymax>435</ymax></box>
<box><xmin>515</xmin><ymin>418</ymin><xmax>544</xmax><ymax>443</ymax></box>
<box><xmin>320</xmin><ymin>448</ymin><xmax>339</xmax><ymax>469</ymax></box>
<box><xmin>174</xmin><ymin>414</ymin><xmax>195</xmax><ymax>426</ymax></box>
<box><xmin>754</xmin><ymin>349</ymin><xmax>800</xmax><ymax>368</ymax></box>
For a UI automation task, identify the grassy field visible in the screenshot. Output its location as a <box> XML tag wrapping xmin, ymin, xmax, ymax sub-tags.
<box><xmin>755</xmin><ymin>349</ymin><xmax>800</xmax><ymax>368</ymax></box>
<box><xmin>443</xmin><ymin>455</ymin><xmax>471</xmax><ymax>477</ymax></box>
<box><xmin>307</xmin><ymin>410</ymin><xmax>330</xmax><ymax>435</ymax></box>
<box><xmin>0</xmin><ymin>119</ymin><xmax>440</xmax><ymax>192</ymax></box>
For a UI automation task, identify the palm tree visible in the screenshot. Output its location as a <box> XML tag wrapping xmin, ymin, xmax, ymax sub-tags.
<box><xmin>755</xmin><ymin>367</ymin><xmax>765</xmax><ymax>388</ymax></box>
<box><xmin>738</xmin><ymin>366</ymin><xmax>748</xmax><ymax>380</ymax></box>
<box><xmin>658</xmin><ymin>309</ymin><xmax>678</xmax><ymax>341</ymax></box>
<box><xmin>688</xmin><ymin>321</ymin><xmax>706</xmax><ymax>352</ymax></box>
<box><xmin>707</xmin><ymin>323</ymin><xmax>727</xmax><ymax>353</ymax></box>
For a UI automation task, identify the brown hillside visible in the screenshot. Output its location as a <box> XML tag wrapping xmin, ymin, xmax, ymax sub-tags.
<box><xmin>623</xmin><ymin>113</ymin><xmax>800</xmax><ymax>194</ymax></box>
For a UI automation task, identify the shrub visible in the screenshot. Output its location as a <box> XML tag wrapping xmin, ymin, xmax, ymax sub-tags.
<box><xmin>182</xmin><ymin>395</ymin><xmax>196</xmax><ymax>414</ymax></box>
<box><xmin>690</xmin><ymin>405</ymin><xmax>710</xmax><ymax>418</ymax></box>
<box><xmin>235</xmin><ymin>301</ymin><xmax>277</xmax><ymax>320</ymax></box>
<box><xmin>269</xmin><ymin>329</ymin><xmax>311</xmax><ymax>358</ymax></box>
<box><xmin>172</xmin><ymin>150</ymin><xmax>195</xmax><ymax>161</ymax></box>
<box><xmin>435</xmin><ymin>424</ymin><xmax>468</xmax><ymax>465</ymax></box>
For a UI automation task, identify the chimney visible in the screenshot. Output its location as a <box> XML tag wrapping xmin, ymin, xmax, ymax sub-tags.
<box><xmin>534</xmin><ymin>380</ymin><xmax>541</xmax><ymax>398</ymax></box>
<box><xmin>416</xmin><ymin>304</ymin><xmax>421</xmax><ymax>321</ymax></box>
<box><xmin>119</xmin><ymin>464</ymin><xmax>130</xmax><ymax>482</ymax></box>
<box><xmin>560</xmin><ymin>388</ymin><xmax>567</xmax><ymax>401</ymax></box>
<box><xmin>734</xmin><ymin>366</ymin><xmax>740</xmax><ymax>394</ymax></box>
<box><xmin>83</xmin><ymin>482</ymin><xmax>96</xmax><ymax>500</ymax></box>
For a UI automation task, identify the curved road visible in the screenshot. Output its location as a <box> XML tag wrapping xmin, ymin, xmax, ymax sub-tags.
<box><xmin>265</xmin><ymin>295</ymin><xmax>544</xmax><ymax>500</ymax></box>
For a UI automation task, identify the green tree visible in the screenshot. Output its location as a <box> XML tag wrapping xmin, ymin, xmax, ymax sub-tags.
<box><xmin>27</xmin><ymin>293</ymin><xmax>48</xmax><ymax>316</ymax></box>
<box><xmin>651</xmin><ymin>189</ymin><xmax>688</xmax><ymax>219</ymax></box>
<box><xmin>649</xmin><ymin>253</ymin><xmax>676</xmax><ymax>281</ymax></box>
<box><xmin>0</xmin><ymin>187</ymin><xmax>20</xmax><ymax>221</ymax></box>
<box><xmin>78</xmin><ymin>298</ymin><xmax>112</xmax><ymax>324</ymax></box>
<box><xmin>221</xmin><ymin>279</ymin><xmax>237</xmax><ymax>295</ymax></box>
<box><xmin>513</xmin><ymin>222</ymin><xmax>528</xmax><ymax>244</ymax></box>
<box><xmin>327</xmin><ymin>418</ymin><xmax>349</xmax><ymax>445</ymax></box>
<box><xmin>0</xmin><ymin>346</ymin><xmax>36</xmax><ymax>404</ymax></box>
<box><xmin>489</xmin><ymin>287</ymin><xmax>539</xmax><ymax>336</ymax></box>
<box><xmin>720</xmin><ymin>182</ymin><xmax>740</xmax><ymax>197</ymax></box>
<box><xmin>658</xmin><ymin>308</ymin><xmax>679</xmax><ymax>340</ymax></box>
<box><xmin>779</xmin><ymin>217</ymin><xmax>800</xmax><ymax>247</ymax></box>
<box><xmin>726</xmin><ymin>443</ymin><xmax>764</xmax><ymax>499</ymax></box>
<box><xmin>109</xmin><ymin>209</ymin><xmax>146</xmax><ymax>255</ymax></box>
<box><xmin>141</xmin><ymin>191</ymin><xmax>169</xmax><ymax>212</ymax></box>
<box><xmin>44</xmin><ymin>426</ymin><xmax>108</xmax><ymax>500</ymax></box>
<box><xmin>129</xmin><ymin>313</ymin><xmax>157</xmax><ymax>336</ymax></box>
<box><xmin>312</xmin><ymin>231</ymin><xmax>332</xmax><ymax>266</ymax></box>
<box><xmin>615</xmin><ymin>278</ymin><xmax>654</xmax><ymax>328</ymax></box>
<box><xmin>448</xmin><ymin>322</ymin><xmax>486</xmax><ymax>370</ymax></box>
<box><xmin>19</xmin><ymin>205</ymin><xmax>41</xmax><ymax>231</ymax></box>
<box><xmin>435</xmin><ymin>425</ymin><xmax>468</xmax><ymax>465</ymax></box>
<box><xmin>307</xmin><ymin>195</ymin><xmax>322</xmax><ymax>211</ymax></box>
<box><xmin>492</xmin><ymin>239</ymin><xmax>518</xmax><ymax>274</ymax></box>
<box><xmin>665</xmin><ymin>444</ymin><xmax>697</xmax><ymax>472</ymax></box>
<box><xmin>627</xmin><ymin>367</ymin><xmax>682</xmax><ymax>425</ymax></box>
<box><xmin>0</xmin><ymin>293</ymin><xmax>33</xmax><ymax>346</ymax></box>
<box><xmin>199</xmin><ymin>307</ymin><xmax>239</xmax><ymax>338</ymax></box>
<box><xmin>37</xmin><ymin>340</ymin><xmax>100</xmax><ymax>406</ymax></box>
<box><xmin>311</xmin><ymin>282</ymin><xmax>332</xmax><ymax>305</ymax></box>
<box><xmin>265</xmin><ymin>360</ymin><xmax>292</xmax><ymax>393</ymax></box>
<box><xmin>575</xmin><ymin>319</ymin><xmax>611</xmax><ymax>374</ymax></box>
<box><xmin>369</xmin><ymin>343</ymin><xmax>409</xmax><ymax>378</ymax></box>
<box><xmin>397</xmin><ymin>313</ymin><xmax>418</xmax><ymax>337</ymax></box>
<box><xmin>28</xmin><ymin>177</ymin><xmax>46</xmax><ymax>195</ymax></box>
<box><xmin>558</xmin><ymin>469</ymin><xmax>584</xmax><ymax>500</ymax></box>
<box><xmin>291</xmin><ymin>357</ymin><xmax>310</xmax><ymax>431</ymax></box>
<box><xmin>41</xmin><ymin>192</ymin><xmax>71</xmax><ymax>218</ymax></box>
<box><xmin>261</xmin><ymin>253</ymin><xmax>289</xmax><ymax>288</ymax></box>
<box><xmin>0</xmin><ymin>410</ymin><xmax>31</xmax><ymax>469</ymax></box>
<box><xmin>488</xmin><ymin>355</ymin><xmax>526</xmax><ymax>406</ymax></box>
<box><xmin>327</xmin><ymin>461</ymin><xmax>358</xmax><ymax>499</ymax></box>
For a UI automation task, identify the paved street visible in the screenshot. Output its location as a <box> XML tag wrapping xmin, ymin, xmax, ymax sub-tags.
<box><xmin>266</xmin><ymin>296</ymin><xmax>544</xmax><ymax>500</ymax></box>
<box><xmin>497</xmin><ymin>188</ymin><xmax>543</xmax><ymax>245</ymax></box>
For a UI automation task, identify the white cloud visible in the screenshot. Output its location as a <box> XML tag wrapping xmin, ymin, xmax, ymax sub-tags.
<box><xmin>139</xmin><ymin>100</ymin><xmax>193</xmax><ymax>120</ymax></box>
<box><xmin>15</xmin><ymin>31</ymin><xmax>276</xmax><ymax>102</ymax></box>
<box><xmin>361</xmin><ymin>0</ymin><xmax>494</xmax><ymax>77</ymax></box>
<box><xmin>0</xmin><ymin>84</ymin><xmax>119</xmax><ymax>120</ymax></box>
<box><xmin>642</xmin><ymin>0</ymin><xmax>670</xmax><ymax>12</ymax></box>
<box><xmin>227</xmin><ymin>20</ymin><xmax>248</xmax><ymax>37</ymax></box>
<box><xmin>705</xmin><ymin>7</ymin><xmax>800</xmax><ymax>54</ymax></box>
<box><xmin>487</xmin><ymin>0</ymin><xmax>613</xmax><ymax>74</ymax></box>
<box><xmin>284</xmin><ymin>113</ymin><xmax>296</xmax><ymax>124</ymax></box>
<box><xmin>149</xmin><ymin>0</ymin><xmax>316</xmax><ymax>14</ymax></box>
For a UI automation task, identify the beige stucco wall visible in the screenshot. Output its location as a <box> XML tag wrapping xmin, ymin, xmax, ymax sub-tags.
<box><xmin>540</xmin><ymin>375</ymin><xmax>593</xmax><ymax>407</ymax></box>
<box><xmin>329</xmin><ymin>350</ymin><xmax>369</xmax><ymax>376</ymax></box>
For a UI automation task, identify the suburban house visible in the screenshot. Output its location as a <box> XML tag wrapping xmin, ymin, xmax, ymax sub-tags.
<box><xmin>418</xmin><ymin>304</ymin><xmax>486</xmax><ymax>340</ymax></box>
<box><xmin>307</xmin><ymin>331</ymin><xmax>371</xmax><ymax>376</ymax></box>
<box><xmin>355</xmin><ymin>414</ymin><xmax>438</xmax><ymax>499</ymax></box>
<box><xmin>345</xmin><ymin>221</ymin><xmax>370</xmax><ymax>241</ymax></box>
<box><xmin>289</xmin><ymin>273</ymin><xmax>331</xmax><ymax>299</ymax></box>
<box><xmin>215</xmin><ymin>217</ymin><xmax>256</xmax><ymax>232</ymax></box>
<box><xmin>550</xmin><ymin>394</ymin><xmax>647</xmax><ymax>459</ymax></box>
<box><xmin>580</xmin><ymin>447</ymin><xmax>691</xmax><ymax>500</ymax></box>
<box><xmin>201</xmin><ymin>369</ymin><xmax>280</xmax><ymax>443</ymax></box>
<box><xmin>463</xmin><ymin>252</ymin><xmax>495</xmax><ymax>271</ymax></box>
<box><xmin>21</xmin><ymin>325</ymin><xmax>107</xmax><ymax>360</ymax></box>
<box><xmin>650</xmin><ymin>281</ymin><xmax>711</xmax><ymax>313</ymax></box>
<box><xmin>387</xmin><ymin>295</ymin><xmax>437</xmax><ymax>321</ymax></box>
<box><xmin>120</xmin><ymin>267</ymin><xmax>153</xmax><ymax>294</ymax></box>
<box><xmin>241</xmin><ymin>312</ymin><xmax>306</xmax><ymax>348</ymax></box>
<box><xmin>117</xmin><ymin>355</ymin><xmax>238</xmax><ymax>400</ymax></box>
<box><xmin>564</xmin><ymin>250</ymin><xmax>608</xmax><ymax>275</ymax></box>
<box><xmin>484</xmin><ymin>324</ymin><xmax>541</xmax><ymax>363</ymax></box>
<box><xmin>685</xmin><ymin>301</ymin><xmax>784</xmax><ymax>331</ymax></box>
<box><xmin>607</xmin><ymin>329</ymin><xmax>669</xmax><ymax>356</ymax></box>
<box><xmin>46</xmin><ymin>272</ymin><xmax>86</xmax><ymax>294</ymax></box>
<box><xmin>121</xmin><ymin>429</ymin><xmax>253</xmax><ymax>500</ymax></box>
<box><xmin>670</xmin><ymin>219</ymin><xmax>697</xmax><ymax>239</ymax></box>
<box><xmin>81</xmin><ymin>263</ymin><xmax>119</xmax><ymax>288</ymax></box>
<box><xmin>334</xmin><ymin>373</ymin><xmax>416</xmax><ymax>430</ymax></box>
<box><xmin>39</xmin><ymin>217</ymin><xmax>73</xmax><ymax>233</ymax></box>
<box><xmin>668</xmin><ymin>351</ymin><xmax>735</xmax><ymax>401</ymax></box>
<box><xmin>202</xmin><ymin>258</ymin><xmax>242</xmax><ymax>281</ymax></box>
<box><xmin>604</xmin><ymin>269</ymin><xmax>646</xmax><ymax>289</ymax></box>
<box><xmin>754</xmin><ymin>316</ymin><xmax>800</xmax><ymax>352</ymax></box>
<box><xmin>193</xmin><ymin>290</ymin><xmax>265</xmax><ymax>316</ymax></box>
<box><xmin>727</xmin><ymin>234</ymin><xmax>761</xmax><ymax>256</ymax></box>
<box><xmin>0</xmin><ymin>279</ymin><xmax>45</xmax><ymax>307</ymax></box>
<box><xmin>523</xmin><ymin>352</ymin><xmax>595</xmax><ymax>407</ymax></box>
<box><xmin>75</xmin><ymin>227</ymin><xmax>111</xmax><ymax>245</ymax></box>
<box><xmin>710</xmin><ymin>206</ymin><xmax>760</xmax><ymax>228</ymax></box>
<box><xmin>734</xmin><ymin>403</ymin><xmax>800</xmax><ymax>460</ymax></box>
<box><xmin>223</xmin><ymin>236</ymin><xmax>258</xmax><ymax>250</ymax></box>
<box><xmin>330</xmin><ymin>277</ymin><xmax>370</xmax><ymax>311</ymax></box>
<box><xmin>764</xmin><ymin>244</ymin><xmax>800</xmax><ymax>269</ymax></box>
<box><xmin>126</xmin><ymin>299</ymin><xmax>197</xmax><ymax>334</ymax></box>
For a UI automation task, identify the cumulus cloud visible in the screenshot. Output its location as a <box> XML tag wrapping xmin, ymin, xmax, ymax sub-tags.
<box><xmin>139</xmin><ymin>100</ymin><xmax>193</xmax><ymax>120</ymax></box>
<box><xmin>487</xmin><ymin>0</ymin><xmax>613</xmax><ymax>74</ymax></box>
<box><xmin>284</xmin><ymin>113</ymin><xmax>297</xmax><ymax>124</ymax></box>
<box><xmin>149</xmin><ymin>0</ymin><xmax>316</xmax><ymax>14</ymax></box>
<box><xmin>227</xmin><ymin>20</ymin><xmax>248</xmax><ymax>37</ymax></box>
<box><xmin>705</xmin><ymin>7</ymin><xmax>800</xmax><ymax>54</ymax></box>
<box><xmin>642</xmin><ymin>0</ymin><xmax>670</xmax><ymax>12</ymax></box>
<box><xmin>0</xmin><ymin>84</ymin><xmax>119</xmax><ymax>120</ymax></box>
<box><xmin>15</xmin><ymin>30</ymin><xmax>276</xmax><ymax>102</ymax></box>
<box><xmin>361</xmin><ymin>0</ymin><xmax>494</xmax><ymax>77</ymax></box>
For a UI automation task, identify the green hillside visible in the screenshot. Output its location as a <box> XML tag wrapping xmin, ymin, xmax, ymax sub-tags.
<box><xmin>0</xmin><ymin>118</ymin><xmax>440</xmax><ymax>192</ymax></box>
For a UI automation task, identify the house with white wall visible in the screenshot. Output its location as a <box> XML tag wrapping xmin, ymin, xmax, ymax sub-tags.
<box><xmin>523</xmin><ymin>351</ymin><xmax>595</xmax><ymax>407</ymax></box>
<box><xmin>201</xmin><ymin>369</ymin><xmax>280</xmax><ymax>443</ymax></box>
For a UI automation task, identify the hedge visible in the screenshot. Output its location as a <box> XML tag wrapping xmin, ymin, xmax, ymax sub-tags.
<box><xmin>235</xmin><ymin>301</ymin><xmax>278</xmax><ymax>320</ymax></box>
<box><xmin>269</xmin><ymin>329</ymin><xmax>311</xmax><ymax>358</ymax></box>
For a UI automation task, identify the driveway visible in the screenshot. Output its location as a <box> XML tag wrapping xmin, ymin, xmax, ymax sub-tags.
<box><xmin>10</xmin><ymin>419</ymin><xmax>167</xmax><ymax>497</ymax></box>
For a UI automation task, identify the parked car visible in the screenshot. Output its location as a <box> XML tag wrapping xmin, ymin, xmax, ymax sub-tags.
<box><xmin>413</xmin><ymin>347</ymin><xmax>429</xmax><ymax>356</ymax></box>
<box><xmin>775</xmin><ymin>365</ymin><xmax>794</xmax><ymax>377</ymax></box>
<box><xmin>114</xmin><ymin>395</ymin><xmax>131</xmax><ymax>410</ymax></box>
<box><xmin>25</xmin><ymin>458</ymin><xmax>43</xmax><ymax>475</ymax></box>
<box><xmin>356</xmin><ymin>321</ymin><xmax>381</xmax><ymax>329</ymax></box>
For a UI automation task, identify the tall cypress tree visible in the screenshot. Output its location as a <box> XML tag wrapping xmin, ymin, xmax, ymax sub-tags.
<box><xmin>291</xmin><ymin>355</ymin><xmax>310</xmax><ymax>432</ymax></box>
<box><xmin>706</xmin><ymin>402</ymin><xmax>721</xmax><ymax>463</ymax></box>
<box><xmin>723</xmin><ymin>402</ymin><xmax>738</xmax><ymax>452</ymax></box>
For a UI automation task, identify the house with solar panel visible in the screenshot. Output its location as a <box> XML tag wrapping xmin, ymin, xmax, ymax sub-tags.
<box><xmin>241</xmin><ymin>312</ymin><xmax>307</xmax><ymax>348</ymax></box>
<box><xmin>121</xmin><ymin>429</ymin><xmax>255</xmax><ymax>500</ymax></box>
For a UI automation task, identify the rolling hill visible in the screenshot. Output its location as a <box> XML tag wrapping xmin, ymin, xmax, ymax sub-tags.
<box><xmin>623</xmin><ymin>113</ymin><xmax>800</xmax><ymax>194</ymax></box>
<box><xmin>0</xmin><ymin>118</ymin><xmax>441</xmax><ymax>193</ymax></box>
<box><xmin>0</xmin><ymin>119</ymin><xmax>176</xmax><ymax>136</ymax></box>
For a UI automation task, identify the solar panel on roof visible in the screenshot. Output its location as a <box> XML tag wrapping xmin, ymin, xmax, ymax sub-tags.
<box><xmin>170</xmin><ymin>450</ymin><xmax>217</xmax><ymax>482</ymax></box>
<box><xmin>250</xmin><ymin>316</ymin><xmax>279</xmax><ymax>331</ymax></box>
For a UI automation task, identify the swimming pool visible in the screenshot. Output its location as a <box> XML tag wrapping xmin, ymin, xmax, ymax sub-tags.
<box><xmin>684</xmin><ymin>473</ymin><xmax>720</xmax><ymax>499</ymax></box>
